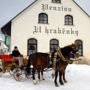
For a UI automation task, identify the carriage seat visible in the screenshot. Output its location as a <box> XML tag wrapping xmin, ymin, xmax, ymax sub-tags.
<box><xmin>0</xmin><ymin>54</ymin><xmax>19</xmax><ymax>63</ymax></box>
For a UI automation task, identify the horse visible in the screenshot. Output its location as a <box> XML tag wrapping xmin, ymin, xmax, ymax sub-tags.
<box><xmin>53</xmin><ymin>44</ymin><xmax>79</xmax><ymax>87</ymax></box>
<box><xmin>26</xmin><ymin>52</ymin><xmax>53</xmax><ymax>84</ymax></box>
<box><xmin>26</xmin><ymin>43</ymin><xmax>78</xmax><ymax>85</ymax></box>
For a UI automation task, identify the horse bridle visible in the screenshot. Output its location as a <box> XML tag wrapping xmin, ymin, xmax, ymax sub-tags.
<box><xmin>56</xmin><ymin>47</ymin><xmax>75</xmax><ymax>63</ymax></box>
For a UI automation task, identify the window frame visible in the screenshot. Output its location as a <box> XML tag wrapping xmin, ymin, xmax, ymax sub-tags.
<box><xmin>52</xmin><ymin>0</ymin><xmax>61</xmax><ymax>3</ymax></box>
<box><xmin>65</xmin><ymin>15</ymin><xmax>73</xmax><ymax>25</ymax></box>
<box><xmin>38</xmin><ymin>13</ymin><xmax>48</xmax><ymax>24</ymax></box>
<box><xmin>27</xmin><ymin>38</ymin><xmax>37</xmax><ymax>55</ymax></box>
<box><xmin>50</xmin><ymin>39</ymin><xmax>59</xmax><ymax>52</ymax></box>
<box><xmin>75</xmin><ymin>40</ymin><xmax>83</xmax><ymax>56</ymax></box>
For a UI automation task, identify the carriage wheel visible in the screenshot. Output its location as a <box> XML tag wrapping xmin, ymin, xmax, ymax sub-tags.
<box><xmin>0</xmin><ymin>68</ymin><xmax>3</xmax><ymax>77</ymax></box>
<box><xmin>13</xmin><ymin>68</ymin><xmax>23</xmax><ymax>81</ymax></box>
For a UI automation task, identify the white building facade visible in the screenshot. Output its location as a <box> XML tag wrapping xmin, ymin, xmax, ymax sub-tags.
<box><xmin>10</xmin><ymin>0</ymin><xmax>90</xmax><ymax>59</ymax></box>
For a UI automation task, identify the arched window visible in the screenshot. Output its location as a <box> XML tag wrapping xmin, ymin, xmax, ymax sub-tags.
<box><xmin>38</xmin><ymin>13</ymin><xmax>48</xmax><ymax>24</ymax></box>
<box><xmin>27</xmin><ymin>38</ymin><xmax>37</xmax><ymax>55</ymax></box>
<box><xmin>65</xmin><ymin>15</ymin><xmax>73</xmax><ymax>25</ymax></box>
<box><xmin>52</xmin><ymin>0</ymin><xmax>61</xmax><ymax>3</ymax></box>
<box><xmin>50</xmin><ymin>39</ymin><xmax>59</xmax><ymax>52</ymax></box>
<box><xmin>75</xmin><ymin>40</ymin><xmax>83</xmax><ymax>56</ymax></box>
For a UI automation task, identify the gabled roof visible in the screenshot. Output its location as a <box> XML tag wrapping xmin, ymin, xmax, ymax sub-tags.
<box><xmin>1</xmin><ymin>0</ymin><xmax>90</xmax><ymax>29</ymax></box>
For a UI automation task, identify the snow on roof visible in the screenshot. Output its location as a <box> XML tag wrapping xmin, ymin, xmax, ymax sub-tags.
<box><xmin>0</xmin><ymin>36</ymin><xmax>4</xmax><ymax>41</ymax></box>
<box><xmin>0</xmin><ymin>43</ymin><xmax>8</xmax><ymax>49</ymax></box>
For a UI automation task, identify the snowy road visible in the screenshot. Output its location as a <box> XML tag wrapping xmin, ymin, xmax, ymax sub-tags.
<box><xmin>0</xmin><ymin>64</ymin><xmax>90</xmax><ymax>90</ymax></box>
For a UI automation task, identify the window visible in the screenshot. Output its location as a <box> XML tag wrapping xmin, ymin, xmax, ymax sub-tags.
<box><xmin>52</xmin><ymin>0</ymin><xmax>61</xmax><ymax>3</ymax></box>
<box><xmin>75</xmin><ymin>40</ymin><xmax>83</xmax><ymax>56</ymax></box>
<box><xmin>27</xmin><ymin>38</ymin><xmax>37</xmax><ymax>55</ymax></box>
<box><xmin>65</xmin><ymin>15</ymin><xmax>73</xmax><ymax>25</ymax></box>
<box><xmin>50</xmin><ymin>39</ymin><xmax>59</xmax><ymax>52</ymax></box>
<box><xmin>38</xmin><ymin>13</ymin><xmax>48</xmax><ymax>24</ymax></box>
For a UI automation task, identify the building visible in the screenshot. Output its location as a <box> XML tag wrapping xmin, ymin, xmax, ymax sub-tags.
<box><xmin>0</xmin><ymin>35</ymin><xmax>8</xmax><ymax>54</ymax></box>
<box><xmin>1</xmin><ymin>0</ymin><xmax>90</xmax><ymax>60</ymax></box>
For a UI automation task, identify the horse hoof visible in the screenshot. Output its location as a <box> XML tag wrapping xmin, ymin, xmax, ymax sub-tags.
<box><xmin>64</xmin><ymin>81</ymin><xmax>67</xmax><ymax>83</ymax></box>
<box><xmin>33</xmin><ymin>80</ymin><xmax>37</xmax><ymax>85</ymax></box>
<box><xmin>55</xmin><ymin>84</ymin><xmax>59</xmax><ymax>87</ymax></box>
<box><xmin>60</xmin><ymin>83</ymin><xmax>64</xmax><ymax>85</ymax></box>
<box><xmin>42</xmin><ymin>78</ymin><xmax>45</xmax><ymax>80</ymax></box>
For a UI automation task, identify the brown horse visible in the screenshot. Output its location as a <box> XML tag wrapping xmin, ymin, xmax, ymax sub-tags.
<box><xmin>26</xmin><ymin>52</ymin><xmax>52</xmax><ymax>84</ymax></box>
<box><xmin>54</xmin><ymin>44</ymin><xmax>79</xmax><ymax>87</ymax></box>
<box><xmin>26</xmin><ymin>44</ymin><xmax>79</xmax><ymax>85</ymax></box>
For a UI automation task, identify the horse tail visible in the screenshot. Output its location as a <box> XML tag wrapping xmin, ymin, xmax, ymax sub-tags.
<box><xmin>26</xmin><ymin>55</ymin><xmax>31</xmax><ymax>75</ymax></box>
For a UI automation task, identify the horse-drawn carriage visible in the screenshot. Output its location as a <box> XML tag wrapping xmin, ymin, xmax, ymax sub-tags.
<box><xmin>0</xmin><ymin>54</ymin><xmax>28</xmax><ymax>81</ymax></box>
<box><xmin>0</xmin><ymin>44</ymin><xmax>79</xmax><ymax>86</ymax></box>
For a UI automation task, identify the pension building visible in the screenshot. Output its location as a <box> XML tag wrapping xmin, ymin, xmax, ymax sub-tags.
<box><xmin>1</xmin><ymin>0</ymin><xmax>90</xmax><ymax>60</ymax></box>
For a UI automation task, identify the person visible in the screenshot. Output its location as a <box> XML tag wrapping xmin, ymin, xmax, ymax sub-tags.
<box><xmin>12</xmin><ymin>46</ymin><xmax>21</xmax><ymax>57</ymax></box>
<box><xmin>12</xmin><ymin>46</ymin><xmax>23</xmax><ymax>67</ymax></box>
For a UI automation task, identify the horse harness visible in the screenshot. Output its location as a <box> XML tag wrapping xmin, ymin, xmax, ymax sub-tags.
<box><xmin>56</xmin><ymin>47</ymin><xmax>74</xmax><ymax>64</ymax></box>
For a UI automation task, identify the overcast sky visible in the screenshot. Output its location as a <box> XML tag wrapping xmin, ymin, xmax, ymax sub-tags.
<box><xmin>0</xmin><ymin>0</ymin><xmax>90</xmax><ymax>28</ymax></box>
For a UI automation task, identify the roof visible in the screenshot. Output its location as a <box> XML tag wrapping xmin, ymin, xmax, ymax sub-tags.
<box><xmin>0</xmin><ymin>42</ymin><xmax>8</xmax><ymax>49</ymax></box>
<box><xmin>1</xmin><ymin>0</ymin><xmax>90</xmax><ymax>29</ymax></box>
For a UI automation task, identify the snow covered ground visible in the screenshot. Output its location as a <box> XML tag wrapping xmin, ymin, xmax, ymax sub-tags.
<box><xmin>0</xmin><ymin>64</ymin><xmax>90</xmax><ymax>90</ymax></box>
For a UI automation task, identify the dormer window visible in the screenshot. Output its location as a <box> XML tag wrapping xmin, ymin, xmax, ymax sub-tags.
<box><xmin>52</xmin><ymin>0</ymin><xmax>61</xmax><ymax>3</ymax></box>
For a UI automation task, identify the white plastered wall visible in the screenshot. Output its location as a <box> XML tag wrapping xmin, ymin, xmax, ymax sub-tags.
<box><xmin>11</xmin><ymin>0</ymin><xmax>90</xmax><ymax>59</ymax></box>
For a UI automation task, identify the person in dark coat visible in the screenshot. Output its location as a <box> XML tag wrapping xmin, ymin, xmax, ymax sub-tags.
<box><xmin>12</xmin><ymin>46</ymin><xmax>21</xmax><ymax>57</ymax></box>
<box><xmin>12</xmin><ymin>46</ymin><xmax>23</xmax><ymax>67</ymax></box>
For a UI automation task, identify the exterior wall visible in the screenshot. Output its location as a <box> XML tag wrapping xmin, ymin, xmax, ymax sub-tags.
<box><xmin>11</xmin><ymin>0</ymin><xmax>90</xmax><ymax>60</ymax></box>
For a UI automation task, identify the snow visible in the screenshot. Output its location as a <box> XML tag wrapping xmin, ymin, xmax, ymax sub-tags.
<box><xmin>0</xmin><ymin>36</ymin><xmax>4</xmax><ymax>41</ymax></box>
<box><xmin>0</xmin><ymin>64</ymin><xmax>90</xmax><ymax>90</ymax></box>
